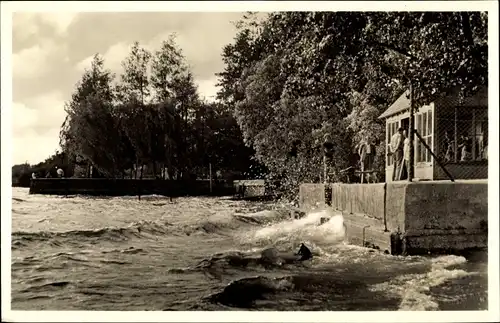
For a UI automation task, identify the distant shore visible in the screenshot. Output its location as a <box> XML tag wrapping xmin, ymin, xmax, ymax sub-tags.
<box><xmin>26</xmin><ymin>178</ymin><xmax>273</xmax><ymax>199</ymax></box>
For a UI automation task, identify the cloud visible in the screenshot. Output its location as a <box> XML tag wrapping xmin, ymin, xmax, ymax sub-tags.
<box><xmin>12</xmin><ymin>127</ymin><xmax>62</xmax><ymax>166</ymax></box>
<box><xmin>11</xmin><ymin>12</ymin><xmax>247</xmax><ymax>165</ymax></box>
<box><xmin>11</xmin><ymin>13</ymin><xmax>40</xmax><ymax>46</ymax></box>
<box><xmin>76</xmin><ymin>42</ymin><xmax>131</xmax><ymax>75</ymax></box>
<box><xmin>12</xmin><ymin>40</ymin><xmax>54</xmax><ymax>79</ymax></box>
<box><xmin>101</xmin><ymin>42</ymin><xmax>130</xmax><ymax>74</ymax></box>
<box><xmin>13</xmin><ymin>12</ymin><xmax>77</xmax><ymax>36</ymax></box>
<box><xmin>39</xmin><ymin>13</ymin><xmax>77</xmax><ymax>36</ymax></box>
<box><xmin>12</xmin><ymin>102</ymin><xmax>38</xmax><ymax>135</ymax></box>
<box><xmin>12</xmin><ymin>12</ymin><xmax>77</xmax><ymax>54</ymax></box>
<box><xmin>12</xmin><ymin>92</ymin><xmax>67</xmax><ymax>164</ymax></box>
<box><xmin>75</xmin><ymin>55</ymin><xmax>94</xmax><ymax>74</ymax></box>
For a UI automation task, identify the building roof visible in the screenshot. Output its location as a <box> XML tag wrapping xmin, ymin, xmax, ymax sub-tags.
<box><xmin>378</xmin><ymin>90</ymin><xmax>410</xmax><ymax>119</ymax></box>
<box><xmin>436</xmin><ymin>86</ymin><xmax>488</xmax><ymax>108</ymax></box>
<box><xmin>378</xmin><ymin>86</ymin><xmax>488</xmax><ymax>119</ymax></box>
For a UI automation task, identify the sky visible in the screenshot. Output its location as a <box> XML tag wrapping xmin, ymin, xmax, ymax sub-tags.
<box><xmin>11</xmin><ymin>11</ymin><xmax>246</xmax><ymax>165</ymax></box>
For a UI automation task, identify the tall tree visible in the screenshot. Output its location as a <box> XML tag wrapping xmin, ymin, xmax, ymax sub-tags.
<box><xmin>60</xmin><ymin>54</ymin><xmax>124</xmax><ymax>177</ymax></box>
<box><xmin>118</xmin><ymin>41</ymin><xmax>152</xmax><ymax>105</ymax></box>
<box><xmin>150</xmin><ymin>34</ymin><xmax>187</xmax><ymax>102</ymax></box>
<box><xmin>116</xmin><ymin>42</ymin><xmax>153</xmax><ymax>178</ymax></box>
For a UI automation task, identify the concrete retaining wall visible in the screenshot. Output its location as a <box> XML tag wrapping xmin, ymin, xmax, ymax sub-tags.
<box><xmin>404</xmin><ymin>181</ymin><xmax>487</xmax><ymax>232</ymax></box>
<box><xmin>385</xmin><ymin>182</ymin><xmax>408</xmax><ymax>231</ymax></box>
<box><xmin>299</xmin><ymin>180</ymin><xmax>488</xmax><ymax>255</ymax></box>
<box><xmin>331</xmin><ymin>183</ymin><xmax>385</xmax><ymax>221</ymax></box>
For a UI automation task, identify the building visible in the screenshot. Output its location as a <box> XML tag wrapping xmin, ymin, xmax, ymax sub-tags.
<box><xmin>379</xmin><ymin>86</ymin><xmax>488</xmax><ymax>182</ymax></box>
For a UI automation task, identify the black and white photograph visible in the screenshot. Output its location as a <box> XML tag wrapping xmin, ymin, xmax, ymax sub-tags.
<box><xmin>1</xmin><ymin>1</ymin><xmax>499</xmax><ymax>322</ymax></box>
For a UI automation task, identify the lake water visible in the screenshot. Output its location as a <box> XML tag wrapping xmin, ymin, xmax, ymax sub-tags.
<box><xmin>11</xmin><ymin>187</ymin><xmax>488</xmax><ymax>311</ymax></box>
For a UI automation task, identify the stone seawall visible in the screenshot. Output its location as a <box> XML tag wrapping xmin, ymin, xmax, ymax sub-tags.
<box><xmin>299</xmin><ymin>181</ymin><xmax>488</xmax><ymax>255</ymax></box>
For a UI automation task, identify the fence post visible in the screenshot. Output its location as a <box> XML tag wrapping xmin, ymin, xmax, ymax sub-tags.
<box><xmin>408</xmin><ymin>82</ymin><xmax>415</xmax><ymax>182</ymax></box>
<box><xmin>454</xmin><ymin>107</ymin><xmax>458</xmax><ymax>162</ymax></box>
<box><xmin>383</xmin><ymin>183</ymin><xmax>388</xmax><ymax>232</ymax></box>
<box><xmin>209</xmin><ymin>163</ymin><xmax>213</xmax><ymax>194</ymax></box>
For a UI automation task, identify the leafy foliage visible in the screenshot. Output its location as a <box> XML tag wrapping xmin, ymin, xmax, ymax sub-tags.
<box><xmin>20</xmin><ymin>13</ymin><xmax>487</xmax><ymax>200</ymax></box>
<box><xmin>217</xmin><ymin>11</ymin><xmax>487</xmax><ymax>200</ymax></box>
<box><xmin>54</xmin><ymin>36</ymin><xmax>258</xmax><ymax>182</ymax></box>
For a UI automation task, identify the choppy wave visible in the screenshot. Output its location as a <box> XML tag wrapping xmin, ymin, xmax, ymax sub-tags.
<box><xmin>12</xmin><ymin>220</ymin><xmax>170</xmax><ymax>245</ymax></box>
<box><xmin>205</xmin><ymin>254</ymin><xmax>484</xmax><ymax>311</ymax></box>
<box><xmin>10</xmin><ymin>188</ymin><xmax>488</xmax><ymax>311</ymax></box>
<box><xmin>11</xmin><ymin>209</ymin><xmax>293</xmax><ymax>248</ymax></box>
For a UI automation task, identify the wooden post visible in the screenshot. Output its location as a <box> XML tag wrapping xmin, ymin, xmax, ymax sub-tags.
<box><xmin>385</xmin><ymin>122</ymin><xmax>389</xmax><ymax>172</ymax></box>
<box><xmin>209</xmin><ymin>163</ymin><xmax>213</xmax><ymax>193</ymax></box>
<box><xmin>472</xmin><ymin>109</ymin><xmax>476</xmax><ymax>160</ymax></box>
<box><xmin>324</xmin><ymin>157</ymin><xmax>327</xmax><ymax>184</ymax></box>
<box><xmin>360</xmin><ymin>148</ymin><xmax>365</xmax><ymax>184</ymax></box>
<box><xmin>408</xmin><ymin>82</ymin><xmax>415</xmax><ymax>182</ymax></box>
<box><xmin>454</xmin><ymin>107</ymin><xmax>458</xmax><ymax>162</ymax></box>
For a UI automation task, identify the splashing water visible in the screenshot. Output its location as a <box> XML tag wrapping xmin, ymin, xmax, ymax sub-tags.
<box><xmin>369</xmin><ymin>255</ymin><xmax>480</xmax><ymax>311</ymax></box>
<box><xmin>247</xmin><ymin>208</ymin><xmax>345</xmax><ymax>249</ymax></box>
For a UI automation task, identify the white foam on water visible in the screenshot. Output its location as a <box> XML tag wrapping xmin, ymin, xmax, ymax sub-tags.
<box><xmin>237</xmin><ymin>210</ymin><xmax>289</xmax><ymax>223</ymax></box>
<box><xmin>249</xmin><ymin>209</ymin><xmax>346</xmax><ymax>246</ymax></box>
<box><xmin>369</xmin><ymin>254</ymin><xmax>476</xmax><ymax>311</ymax></box>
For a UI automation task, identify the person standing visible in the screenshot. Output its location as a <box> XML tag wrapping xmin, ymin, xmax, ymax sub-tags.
<box><xmin>56</xmin><ymin>167</ymin><xmax>64</xmax><ymax>178</ymax></box>
<box><xmin>443</xmin><ymin>131</ymin><xmax>454</xmax><ymax>162</ymax></box>
<box><xmin>459</xmin><ymin>135</ymin><xmax>472</xmax><ymax>162</ymax></box>
<box><xmin>401</xmin><ymin>129</ymin><xmax>411</xmax><ymax>180</ymax></box>
<box><xmin>358</xmin><ymin>138</ymin><xmax>375</xmax><ymax>183</ymax></box>
<box><xmin>482</xmin><ymin>134</ymin><xmax>488</xmax><ymax>160</ymax></box>
<box><xmin>390</xmin><ymin>127</ymin><xmax>404</xmax><ymax>181</ymax></box>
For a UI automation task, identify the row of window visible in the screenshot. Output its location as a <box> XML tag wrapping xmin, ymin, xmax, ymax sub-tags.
<box><xmin>386</xmin><ymin>109</ymin><xmax>433</xmax><ymax>166</ymax></box>
<box><xmin>387</xmin><ymin>107</ymin><xmax>488</xmax><ymax>167</ymax></box>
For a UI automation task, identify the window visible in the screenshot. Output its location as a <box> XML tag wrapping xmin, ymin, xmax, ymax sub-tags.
<box><xmin>427</xmin><ymin>110</ymin><xmax>433</xmax><ymax>162</ymax></box>
<box><xmin>436</xmin><ymin>106</ymin><xmax>487</xmax><ymax>163</ymax></box>
<box><xmin>416</xmin><ymin>109</ymin><xmax>433</xmax><ymax>163</ymax></box>
<box><xmin>454</xmin><ymin>107</ymin><xmax>487</xmax><ymax>162</ymax></box>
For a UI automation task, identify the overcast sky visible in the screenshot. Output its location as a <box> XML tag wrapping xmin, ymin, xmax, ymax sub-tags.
<box><xmin>11</xmin><ymin>12</ymin><xmax>246</xmax><ymax>165</ymax></box>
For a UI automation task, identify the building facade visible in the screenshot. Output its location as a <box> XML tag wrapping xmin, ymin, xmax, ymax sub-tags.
<box><xmin>379</xmin><ymin>86</ymin><xmax>488</xmax><ymax>182</ymax></box>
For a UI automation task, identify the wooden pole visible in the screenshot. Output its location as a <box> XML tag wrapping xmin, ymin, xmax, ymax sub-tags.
<box><xmin>408</xmin><ymin>82</ymin><xmax>415</xmax><ymax>182</ymax></box>
<box><xmin>209</xmin><ymin>163</ymin><xmax>213</xmax><ymax>193</ymax></box>
<box><xmin>454</xmin><ymin>107</ymin><xmax>458</xmax><ymax>162</ymax></box>
<box><xmin>472</xmin><ymin>109</ymin><xmax>476</xmax><ymax>160</ymax></box>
